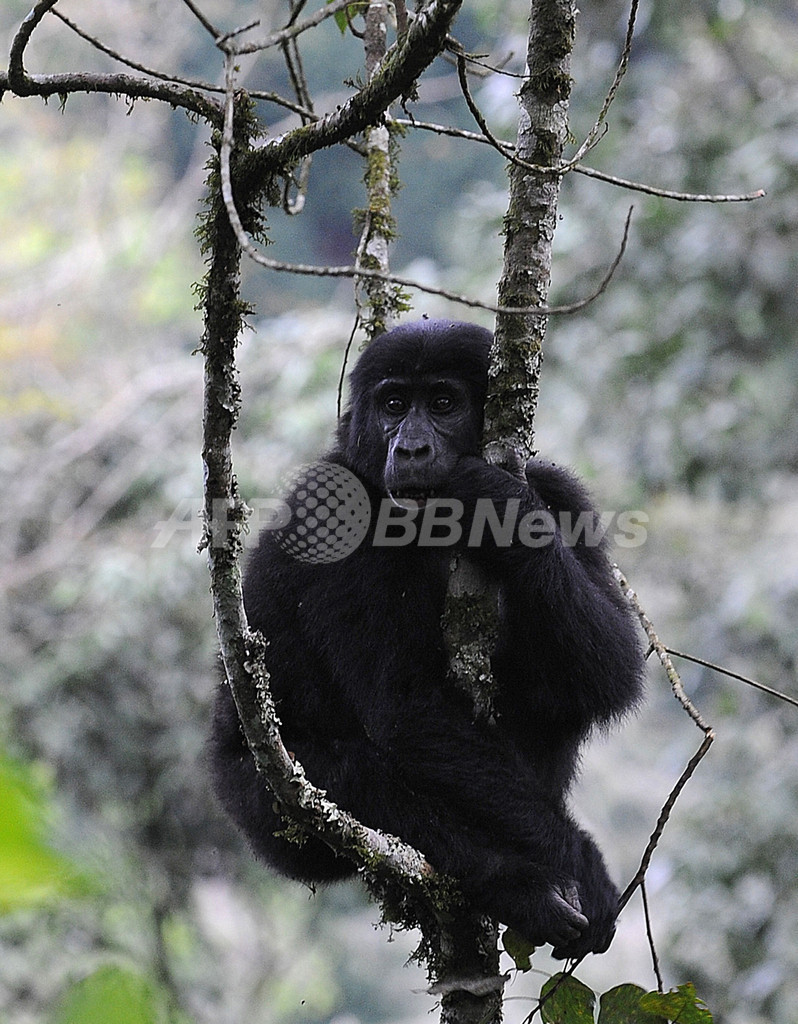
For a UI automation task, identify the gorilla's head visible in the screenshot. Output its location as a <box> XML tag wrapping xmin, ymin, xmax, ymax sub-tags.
<box><xmin>340</xmin><ymin>319</ymin><xmax>492</xmax><ymax>503</ymax></box>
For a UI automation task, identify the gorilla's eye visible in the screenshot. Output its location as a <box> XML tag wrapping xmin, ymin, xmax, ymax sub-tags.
<box><xmin>382</xmin><ymin>394</ymin><xmax>408</xmax><ymax>415</ymax></box>
<box><xmin>431</xmin><ymin>393</ymin><xmax>456</xmax><ymax>414</ymax></box>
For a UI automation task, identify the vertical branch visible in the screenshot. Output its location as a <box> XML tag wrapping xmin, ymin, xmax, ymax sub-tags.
<box><xmin>442</xmin><ymin>6</ymin><xmax>577</xmax><ymax>1005</ymax></box>
<box><xmin>485</xmin><ymin>0</ymin><xmax>577</xmax><ymax>455</ymax></box>
<box><xmin>445</xmin><ymin>0</ymin><xmax>578</xmax><ymax>773</ymax></box>
<box><xmin>198</xmin><ymin>73</ymin><xmax>259</xmax><ymax>730</ymax></box>
<box><xmin>355</xmin><ymin>1</ymin><xmax>407</xmax><ymax>338</ymax></box>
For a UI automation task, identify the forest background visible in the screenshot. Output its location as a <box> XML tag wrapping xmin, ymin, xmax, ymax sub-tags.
<box><xmin>0</xmin><ymin>0</ymin><xmax>797</xmax><ymax>1022</ymax></box>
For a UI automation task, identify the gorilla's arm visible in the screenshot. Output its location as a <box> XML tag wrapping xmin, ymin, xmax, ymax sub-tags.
<box><xmin>450</xmin><ymin>456</ymin><xmax>644</xmax><ymax>738</ymax></box>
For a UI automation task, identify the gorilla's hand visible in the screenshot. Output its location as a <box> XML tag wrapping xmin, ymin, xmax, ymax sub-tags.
<box><xmin>490</xmin><ymin>870</ymin><xmax>588</xmax><ymax>952</ymax></box>
<box><xmin>551</xmin><ymin>835</ymin><xmax>620</xmax><ymax>959</ymax></box>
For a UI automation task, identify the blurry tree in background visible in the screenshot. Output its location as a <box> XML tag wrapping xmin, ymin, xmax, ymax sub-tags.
<box><xmin>0</xmin><ymin>1</ymin><xmax>797</xmax><ymax>1023</ymax></box>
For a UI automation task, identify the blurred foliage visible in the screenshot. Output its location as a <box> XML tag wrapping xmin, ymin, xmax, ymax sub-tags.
<box><xmin>1</xmin><ymin>0</ymin><xmax>797</xmax><ymax>1022</ymax></box>
<box><xmin>50</xmin><ymin>965</ymin><xmax>174</xmax><ymax>1024</ymax></box>
<box><xmin>0</xmin><ymin>752</ymin><xmax>93</xmax><ymax>912</ymax></box>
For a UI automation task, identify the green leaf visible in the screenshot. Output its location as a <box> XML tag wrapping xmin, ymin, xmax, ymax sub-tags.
<box><xmin>598</xmin><ymin>984</ymin><xmax>668</xmax><ymax>1023</ymax></box>
<box><xmin>639</xmin><ymin>983</ymin><xmax>714</xmax><ymax>1023</ymax></box>
<box><xmin>0</xmin><ymin>754</ymin><xmax>92</xmax><ymax>912</ymax></box>
<box><xmin>329</xmin><ymin>0</ymin><xmax>366</xmax><ymax>35</ymax></box>
<box><xmin>51</xmin><ymin>965</ymin><xmax>167</xmax><ymax>1024</ymax></box>
<box><xmin>333</xmin><ymin>7</ymin><xmax>348</xmax><ymax>33</ymax></box>
<box><xmin>502</xmin><ymin>927</ymin><xmax>537</xmax><ymax>972</ymax></box>
<box><xmin>541</xmin><ymin>973</ymin><xmax>597</xmax><ymax>1024</ymax></box>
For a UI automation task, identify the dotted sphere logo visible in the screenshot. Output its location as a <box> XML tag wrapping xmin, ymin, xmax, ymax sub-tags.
<box><xmin>276</xmin><ymin>462</ymin><xmax>371</xmax><ymax>564</ymax></box>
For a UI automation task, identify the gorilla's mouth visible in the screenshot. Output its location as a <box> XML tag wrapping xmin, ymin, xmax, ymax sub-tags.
<box><xmin>389</xmin><ymin>490</ymin><xmax>434</xmax><ymax>510</ymax></box>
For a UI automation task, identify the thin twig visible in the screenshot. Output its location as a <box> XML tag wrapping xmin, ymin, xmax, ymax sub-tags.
<box><xmin>51</xmin><ymin>6</ymin><xmax>315</xmax><ymax>116</ymax></box>
<box><xmin>337</xmin><ymin>316</ymin><xmax>361</xmax><ymax>420</ymax></box>
<box><xmin>279</xmin><ymin>2</ymin><xmax>315</xmax><ymax>215</ymax></box>
<box><xmin>390</xmin><ymin>118</ymin><xmax>765</xmax><ymax>202</ymax></box>
<box><xmin>5</xmin><ymin>0</ymin><xmax>222</xmax><ymax>123</ymax></box>
<box><xmin>619</xmin><ymin>731</ymin><xmax>714</xmax><ymax>911</ymax></box>
<box><xmin>454</xmin><ymin>49</ymin><xmax>515</xmax><ymax>161</ymax></box>
<box><xmin>614</xmin><ymin>568</ymin><xmax>713</xmax><ymax>733</ymax></box>
<box><xmin>179</xmin><ymin>0</ymin><xmax>223</xmax><ymax>40</ymax></box>
<box><xmin>666</xmin><ymin>647</ymin><xmax>798</xmax><ymax>710</ymax></box>
<box><xmin>227</xmin><ymin>0</ymin><xmax>356</xmax><ymax>55</ymax></box>
<box><xmin>613</xmin><ymin>567</ymin><xmax>715</xmax><ymax>910</ymax></box>
<box><xmin>215</xmin><ymin>19</ymin><xmax>263</xmax><ymax>48</ymax></box>
<box><xmin>214</xmin><ymin>140</ymin><xmax>633</xmax><ymax>320</ymax></box>
<box><xmin>38</xmin><ymin>10</ymin><xmax>318</xmax><ymax>117</ymax></box>
<box><xmin>567</xmin><ymin>0</ymin><xmax>640</xmax><ymax>166</ymax></box>
<box><xmin>641</xmin><ymin>881</ymin><xmax>664</xmax><ymax>992</ymax></box>
<box><xmin>286</xmin><ymin>0</ymin><xmax>311</xmax><ymax>28</ymax></box>
<box><xmin>572</xmin><ymin>163</ymin><xmax>765</xmax><ymax>203</ymax></box>
<box><xmin>50</xmin><ymin>8</ymin><xmax>223</xmax><ymax>93</ymax></box>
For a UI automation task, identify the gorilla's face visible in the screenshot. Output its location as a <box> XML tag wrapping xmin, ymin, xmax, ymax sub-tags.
<box><xmin>373</xmin><ymin>373</ymin><xmax>477</xmax><ymax>506</ymax></box>
<box><xmin>341</xmin><ymin>319</ymin><xmax>492</xmax><ymax>500</ymax></box>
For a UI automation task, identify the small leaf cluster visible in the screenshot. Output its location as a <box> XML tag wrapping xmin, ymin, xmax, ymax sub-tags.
<box><xmin>540</xmin><ymin>975</ymin><xmax>713</xmax><ymax>1024</ymax></box>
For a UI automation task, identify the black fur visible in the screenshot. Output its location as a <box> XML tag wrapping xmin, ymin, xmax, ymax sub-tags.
<box><xmin>211</xmin><ymin>319</ymin><xmax>644</xmax><ymax>958</ymax></box>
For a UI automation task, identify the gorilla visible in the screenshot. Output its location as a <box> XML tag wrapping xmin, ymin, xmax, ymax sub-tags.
<box><xmin>211</xmin><ymin>319</ymin><xmax>644</xmax><ymax>959</ymax></box>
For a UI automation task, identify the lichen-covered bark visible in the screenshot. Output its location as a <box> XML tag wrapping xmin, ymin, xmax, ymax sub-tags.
<box><xmin>249</xmin><ymin>0</ymin><xmax>463</xmax><ymax>179</ymax></box>
<box><xmin>446</xmin><ymin>0</ymin><xmax>577</xmax><ymax>771</ymax></box>
<box><xmin>441</xmin><ymin>8</ymin><xmax>577</xmax><ymax>1015</ymax></box>
<box><xmin>357</xmin><ymin>1</ymin><xmax>408</xmax><ymax>338</ymax></box>
<box><xmin>486</xmin><ymin>0</ymin><xmax>577</xmax><ymax>455</ymax></box>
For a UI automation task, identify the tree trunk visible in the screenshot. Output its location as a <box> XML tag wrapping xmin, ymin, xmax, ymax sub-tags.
<box><xmin>439</xmin><ymin>4</ymin><xmax>577</xmax><ymax>1020</ymax></box>
<box><xmin>487</xmin><ymin>0</ymin><xmax>577</xmax><ymax>455</ymax></box>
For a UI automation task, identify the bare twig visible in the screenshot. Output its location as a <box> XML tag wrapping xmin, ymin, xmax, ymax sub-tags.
<box><xmin>619</xmin><ymin>731</ymin><xmax>714</xmax><ymax>911</ymax></box>
<box><xmin>180</xmin><ymin>0</ymin><xmax>223</xmax><ymax>40</ymax></box>
<box><xmin>614</xmin><ymin>568</ymin><xmax>713</xmax><ymax>733</ymax></box>
<box><xmin>641</xmin><ymin>881</ymin><xmax>664</xmax><ymax>992</ymax></box>
<box><xmin>665</xmin><ymin>648</ymin><xmax>798</xmax><ymax>710</ymax></box>
<box><xmin>54</xmin><ymin>5</ymin><xmax>314</xmax><ymax>117</ymax></box>
<box><xmin>613</xmin><ymin>567</ymin><xmax>715</xmax><ymax>910</ymax></box>
<box><xmin>567</xmin><ymin>0</ymin><xmax>639</xmax><ymax>166</ymax></box>
<box><xmin>42</xmin><ymin>9</ymin><xmax>324</xmax><ymax>119</ymax></box>
<box><xmin>286</xmin><ymin>0</ymin><xmax>311</xmax><ymax>27</ymax></box>
<box><xmin>226</xmin><ymin>0</ymin><xmax>356</xmax><ymax>54</ymax></box>
<box><xmin>50</xmin><ymin>8</ymin><xmax>224</xmax><ymax>94</ymax></box>
<box><xmin>337</xmin><ymin>316</ymin><xmax>361</xmax><ymax>420</ymax></box>
<box><xmin>571</xmin><ymin>163</ymin><xmax>766</xmax><ymax>203</ymax></box>
<box><xmin>4</xmin><ymin>0</ymin><xmax>222</xmax><ymax>124</ymax></box>
<box><xmin>389</xmin><ymin>118</ymin><xmax>765</xmax><ymax>202</ymax></box>
<box><xmin>279</xmin><ymin>1</ymin><xmax>315</xmax><ymax>215</ymax></box>
<box><xmin>454</xmin><ymin>48</ymin><xmax>515</xmax><ymax>161</ymax></box>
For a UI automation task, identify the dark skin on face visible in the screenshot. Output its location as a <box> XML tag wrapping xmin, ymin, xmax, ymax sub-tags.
<box><xmin>376</xmin><ymin>375</ymin><xmax>477</xmax><ymax>505</ymax></box>
<box><xmin>210</xmin><ymin>319</ymin><xmax>645</xmax><ymax>959</ymax></box>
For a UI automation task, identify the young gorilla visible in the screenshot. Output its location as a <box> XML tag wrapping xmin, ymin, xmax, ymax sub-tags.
<box><xmin>211</xmin><ymin>319</ymin><xmax>644</xmax><ymax>959</ymax></box>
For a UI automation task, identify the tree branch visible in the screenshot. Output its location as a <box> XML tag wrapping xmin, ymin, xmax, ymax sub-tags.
<box><xmin>613</xmin><ymin>568</ymin><xmax>715</xmax><ymax>910</ymax></box>
<box><xmin>665</xmin><ymin>647</ymin><xmax>798</xmax><ymax>709</ymax></box>
<box><xmin>389</xmin><ymin>121</ymin><xmax>765</xmax><ymax>203</ymax></box>
<box><xmin>228</xmin><ymin>0</ymin><xmax>356</xmax><ymax>54</ymax></box>
<box><xmin>246</xmin><ymin>0</ymin><xmax>463</xmax><ymax>177</ymax></box>
<box><xmin>354</xmin><ymin>0</ymin><xmax>406</xmax><ymax>338</ymax></box>
<box><xmin>203</xmin><ymin>61</ymin><xmax>433</xmax><ymax>888</ymax></box>
<box><xmin>566</xmin><ymin>0</ymin><xmax>639</xmax><ymax>167</ymax></box>
<box><xmin>486</xmin><ymin>0</ymin><xmax>577</xmax><ymax>457</ymax></box>
<box><xmin>3</xmin><ymin>0</ymin><xmax>223</xmax><ymax>124</ymax></box>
